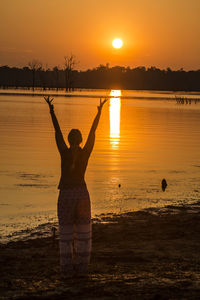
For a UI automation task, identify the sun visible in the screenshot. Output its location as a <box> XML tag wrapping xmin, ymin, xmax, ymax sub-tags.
<box><xmin>112</xmin><ymin>38</ymin><xmax>123</xmax><ymax>49</ymax></box>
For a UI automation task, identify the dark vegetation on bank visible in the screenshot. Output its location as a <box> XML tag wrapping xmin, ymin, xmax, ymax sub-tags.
<box><xmin>1</xmin><ymin>63</ymin><xmax>200</xmax><ymax>92</ymax></box>
<box><xmin>1</xmin><ymin>204</ymin><xmax>200</xmax><ymax>299</ymax></box>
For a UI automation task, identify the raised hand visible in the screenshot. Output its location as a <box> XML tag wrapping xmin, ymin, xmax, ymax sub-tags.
<box><xmin>98</xmin><ymin>98</ymin><xmax>108</xmax><ymax>112</ymax></box>
<box><xmin>44</xmin><ymin>96</ymin><xmax>54</xmax><ymax>111</ymax></box>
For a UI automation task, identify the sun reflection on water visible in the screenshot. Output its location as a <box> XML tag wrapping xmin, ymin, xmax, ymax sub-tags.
<box><xmin>110</xmin><ymin>90</ymin><xmax>121</xmax><ymax>97</ymax></box>
<box><xmin>109</xmin><ymin>90</ymin><xmax>121</xmax><ymax>148</ymax></box>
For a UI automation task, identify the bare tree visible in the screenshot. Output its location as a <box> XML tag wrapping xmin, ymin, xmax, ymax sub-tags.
<box><xmin>39</xmin><ymin>63</ymin><xmax>50</xmax><ymax>91</ymax></box>
<box><xmin>63</xmin><ymin>54</ymin><xmax>77</xmax><ymax>92</ymax></box>
<box><xmin>28</xmin><ymin>59</ymin><xmax>42</xmax><ymax>91</ymax></box>
<box><xmin>53</xmin><ymin>66</ymin><xmax>61</xmax><ymax>91</ymax></box>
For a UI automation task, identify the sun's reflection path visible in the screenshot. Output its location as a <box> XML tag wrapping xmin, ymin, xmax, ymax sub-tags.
<box><xmin>109</xmin><ymin>90</ymin><xmax>121</xmax><ymax>148</ymax></box>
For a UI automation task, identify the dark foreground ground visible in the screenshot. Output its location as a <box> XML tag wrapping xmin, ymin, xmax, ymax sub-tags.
<box><xmin>1</xmin><ymin>204</ymin><xmax>200</xmax><ymax>300</ymax></box>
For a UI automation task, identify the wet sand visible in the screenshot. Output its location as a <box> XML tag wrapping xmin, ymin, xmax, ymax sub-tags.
<box><xmin>1</xmin><ymin>204</ymin><xmax>200</xmax><ymax>300</ymax></box>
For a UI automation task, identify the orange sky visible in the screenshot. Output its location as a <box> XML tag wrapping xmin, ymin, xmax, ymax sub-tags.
<box><xmin>0</xmin><ymin>0</ymin><xmax>200</xmax><ymax>70</ymax></box>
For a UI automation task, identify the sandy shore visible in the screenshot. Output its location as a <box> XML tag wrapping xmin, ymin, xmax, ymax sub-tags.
<box><xmin>1</xmin><ymin>204</ymin><xmax>200</xmax><ymax>300</ymax></box>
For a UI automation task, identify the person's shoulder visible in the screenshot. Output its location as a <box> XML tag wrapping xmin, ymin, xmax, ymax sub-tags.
<box><xmin>79</xmin><ymin>147</ymin><xmax>85</xmax><ymax>154</ymax></box>
<box><xmin>60</xmin><ymin>147</ymin><xmax>70</xmax><ymax>156</ymax></box>
<box><xmin>81</xmin><ymin>146</ymin><xmax>92</xmax><ymax>159</ymax></box>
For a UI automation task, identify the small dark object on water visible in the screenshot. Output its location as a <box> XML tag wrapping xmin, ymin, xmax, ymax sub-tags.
<box><xmin>161</xmin><ymin>179</ymin><xmax>167</xmax><ymax>192</ymax></box>
<box><xmin>118</xmin><ymin>184</ymin><xmax>121</xmax><ymax>188</ymax></box>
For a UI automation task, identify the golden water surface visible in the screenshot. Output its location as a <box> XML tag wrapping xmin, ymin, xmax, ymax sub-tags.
<box><xmin>0</xmin><ymin>90</ymin><xmax>200</xmax><ymax>241</ymax></box>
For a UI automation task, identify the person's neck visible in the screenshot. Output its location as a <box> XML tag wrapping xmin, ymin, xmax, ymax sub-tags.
<box><xmin>70</xmin><ymin>145</ymin><xmax>80</xmax><ymax>150</ymax></box>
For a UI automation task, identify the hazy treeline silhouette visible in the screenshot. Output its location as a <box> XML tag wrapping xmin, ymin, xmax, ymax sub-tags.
<box><xmin>1</xmin><ymin>64</ymin><xmax>200</xmax><ymax>91</ymax></box>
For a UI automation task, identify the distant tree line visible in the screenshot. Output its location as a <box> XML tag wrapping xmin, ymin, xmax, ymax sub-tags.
<box><xmin>0</xmin><ymin>60</ymin><xmax>200</xmax><ymax>91</ymax></box>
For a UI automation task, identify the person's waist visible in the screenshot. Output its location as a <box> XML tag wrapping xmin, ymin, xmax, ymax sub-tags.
<box><xmin>58</xmin><ymin>179</ymin><xmax>86</xmax><ymax>189</ymax></box>
<box><xmin>58</xmin><ymin>184</ymin><xmax>88</xmax><ymax>192</ymax></box>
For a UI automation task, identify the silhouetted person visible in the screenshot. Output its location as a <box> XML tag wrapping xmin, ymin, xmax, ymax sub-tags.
<box><xmin>161</xmin><ymin>179</ymin><xmax>167</xmax><ymax>192</ymax></box>
<box><xmin>44</xmin><ymin>96</ymin><xmax>107</xmax><ymax>278</ymax></box>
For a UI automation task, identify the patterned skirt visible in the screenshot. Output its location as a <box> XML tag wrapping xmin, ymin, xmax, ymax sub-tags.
<box><xmin>57</xmin><ymin>186</ymin><xmax>92</xmax><ymax>275</ymax></box>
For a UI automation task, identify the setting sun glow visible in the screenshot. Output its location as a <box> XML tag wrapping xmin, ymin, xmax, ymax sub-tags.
<box><xmin>110</xmin><ymin>90</ymin><xmax>121</xmax><ymax>97</ymax></box>
<box><xmin>112</xmin><ymin>38</ymin><xmax>123</xmax><ymax>49</ymax></box>
<box><xmin>109</xmin><ymin>90</ymin><xmax>121</xmax><ymax>148</ymax></box>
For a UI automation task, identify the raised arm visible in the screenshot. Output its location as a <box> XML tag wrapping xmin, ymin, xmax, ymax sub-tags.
<box><xmin>84</xmin><ymin>98</ymin><xmax>107</xmax><ymax>154</ymax></box>
<box><xmin>44</xmin><ymin>96</ymin><xmax>68</xmax><ymax>153</ymax></box>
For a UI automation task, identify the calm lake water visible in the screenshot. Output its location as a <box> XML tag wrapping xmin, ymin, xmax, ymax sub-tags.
<box><xmin>1</xmin><ymin>89</ymin><xmax>200</xmax><ymax>242</ymax></box>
